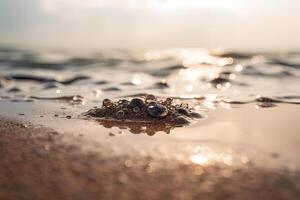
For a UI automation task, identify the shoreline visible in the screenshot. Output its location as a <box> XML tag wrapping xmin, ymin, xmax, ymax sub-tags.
<box><xmin>0</xmin><ymin>117</ymin><xmax>300</xmax><ymax>200</ymax></box>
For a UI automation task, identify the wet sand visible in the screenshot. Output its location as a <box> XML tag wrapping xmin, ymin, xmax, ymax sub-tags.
<box><xmin>1</xmin><ymin>117</ymin><xmax>300</xmax><ymax>200</ymax></box>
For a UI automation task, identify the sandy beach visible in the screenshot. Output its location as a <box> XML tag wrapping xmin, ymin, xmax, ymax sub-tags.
<box><xmin>0</xmin><ymin>117</ymin><xmax>299</xmax><ymax>200</ymax></box>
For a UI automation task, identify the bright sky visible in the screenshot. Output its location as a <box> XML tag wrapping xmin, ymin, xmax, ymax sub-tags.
<box><xmin>1</xmin><ymin>0</ymin><xmax>300</xmax><ymax>51</ymax></box>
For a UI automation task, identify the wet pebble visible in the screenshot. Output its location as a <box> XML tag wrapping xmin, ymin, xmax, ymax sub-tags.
<box><xmin>129</xmin><ymin>98</ymin><xmax>144</xmax><ymax>108</ymax></box>
<box><xmin>147</xmin><ymin>104</ymin><xmax>168</xmax><ymax>118</ymax></box>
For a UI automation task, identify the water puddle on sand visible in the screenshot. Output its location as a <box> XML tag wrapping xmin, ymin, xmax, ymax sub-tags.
<box><xmin>0</xmin><ymin>47</ymin><xmax>300</xmax><ymax>171</ymax></box>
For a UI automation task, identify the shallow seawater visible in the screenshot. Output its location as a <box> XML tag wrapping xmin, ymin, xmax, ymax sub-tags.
<box><xmin>0</xmin><ymin>47</ymin><xmax>300</xmax><ymax>170</ymax></box>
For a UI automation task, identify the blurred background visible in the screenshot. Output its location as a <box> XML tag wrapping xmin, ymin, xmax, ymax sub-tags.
<box><xmin>1</xmin><ymin>0</ymin><xmax>300</xmax><ymax>52</ymax></box>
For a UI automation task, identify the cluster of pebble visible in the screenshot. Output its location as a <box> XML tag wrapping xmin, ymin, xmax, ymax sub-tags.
<box><xmin>84</xmin><ymin>94</ymin><xmax>202</xmax><ymax>127</ymax></box>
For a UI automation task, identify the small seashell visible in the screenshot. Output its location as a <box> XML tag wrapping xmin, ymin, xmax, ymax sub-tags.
<box><xmin>133</xmin><ymin>106</ymin><xmax>141</xmax><ymax>113</ymax></box>
<box><xmin>147</xmin><ymin>104</ymin><xmax>168</xmax><ymax>118</ymax></box>
<box><xmin>116</xmin><ymin>110</ymin><xmax>125</xmax><ymax>119</ymax></box>
<box><xmin>129</xmin><ymin>98</ymin><xmax>144</xmax><ymax>108</ymax></box>
<box><xmin>103</xmin><ymin>98</ymin><xmax>113</xmax><ymax>108</ymax></box>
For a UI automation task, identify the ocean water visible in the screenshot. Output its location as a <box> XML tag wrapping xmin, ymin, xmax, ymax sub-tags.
<box><xmin>0</xmin><ymin>46</ymin><xmax>300</xmax><ymax>169</ymax></box>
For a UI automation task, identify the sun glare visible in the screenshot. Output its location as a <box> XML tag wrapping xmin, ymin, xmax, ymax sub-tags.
<box><xmin>190</xmin><ymin>146</ymin><xmax>233</xmax><ymax>166</ymax></box>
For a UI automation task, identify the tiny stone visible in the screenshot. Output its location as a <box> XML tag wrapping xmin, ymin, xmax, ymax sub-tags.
<box><xmin>66</xmin><ymin>115</ymin><xmax>72</xmax><ymax>119</ymax></box>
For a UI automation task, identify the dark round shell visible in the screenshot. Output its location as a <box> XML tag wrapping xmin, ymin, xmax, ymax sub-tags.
<box><xmin>147</xmin><ymin>104</ymin><xmax>168</xmax><ymax>118</ymax></box>
<box><xmin>129</xmin><ymin>98</ymin><xmax>145</xmax><ymax>108</ymax></box>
